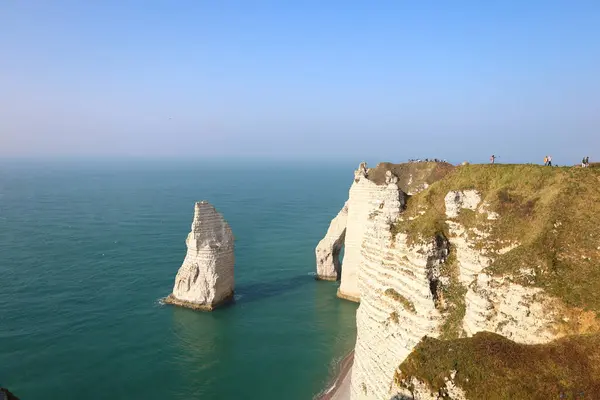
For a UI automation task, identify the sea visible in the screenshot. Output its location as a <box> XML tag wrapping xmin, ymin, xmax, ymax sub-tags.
<box><xmin>0</xmin><ymin>159</ymin><xmax>359</xmax><ymax>400</ymax></box>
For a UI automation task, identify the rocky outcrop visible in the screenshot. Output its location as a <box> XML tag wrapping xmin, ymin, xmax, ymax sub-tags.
<box><xmin>339</xmin><ymin>164</ymin><xmax>406</xmax><ymax>302</ymax></box>
<box><xmin>317</xmin><ymin>162</ymin><xmax>449</xmax><ymax>302</ymax></box>
<box><xmin>444</xmin><ymin>190</ymin><xmax>481</xmax><ymax>218</ymax></box>
<box><xmin>0</xmin><ymin>388</ymin><xmax>20</xmax><ymax>400</ymax></box>
<box><xmin>462</xmin><ymin>273</ymin><xmax>559</xmax><ymax>344</ymax></box>
<box><xmin>351</xmin><ymin>231</ymin><xmax>443</xmax><ymax>400</ymax></box>
<box><xmin>328</xmin><ymin>164</ymin><xmax>600</xmax><ymax>399</ymax></box>
<box><xmin>316</xmin><ymin>201</ymin><xmax>348</xmax><ymax>280</ymax></box>
<box><xmin>351</xmin><ymin>187</ymin><xmax>570</xmax><ymax>399</ymax></box>
<box><xmin>165</xmin><ymin>201</ymin><xmax>235</xmax><ymax>311</ymax></box>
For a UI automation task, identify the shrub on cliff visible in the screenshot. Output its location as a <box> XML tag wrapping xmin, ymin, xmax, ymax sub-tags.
<box><xmin>396</xmin><ymin>331</ymin><xmax>600</xmax><ymax>399</ymax></box>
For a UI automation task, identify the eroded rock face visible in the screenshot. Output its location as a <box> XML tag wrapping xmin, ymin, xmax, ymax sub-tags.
<box><xmin>337</xmin><ymin>163</ymin><xmax>600</xmax><ymax>399</ymax></box>
<box><xmin>351</xmin><ymin>231</ymin><xmax>443</xmax><ymax>400</ymax></box>
<box><xmin>315</xmin><ymin>201</ymin><xmax>348</xmax><ymax>280</ymax></box>
<box><xmin>444</xmin><ymin>190</ymin><xmax>481</xmax><ymax>218</ymax></box>
<box><xmin>316</xmin><ymin>162</ymin><xmax>452</xmax><ymax>303</ymax></box>
<box><xmin>339</xmin><ymin>163</ymin><xmax>405</xmax><ymax>302</ymax></box>
<box><xmin>463</xmin><ymin>273</ymin><xmax>558</xmax><ymax>344</ymax></box>
<box><xmin>350</xmin><ymin>186</ymin><xmax>576</xmax><ymax>400</ymax></box>
<box><xmin>165</xmin><ymin>201</ymin><xmax>235</xmax><ymax>310</ymax></box>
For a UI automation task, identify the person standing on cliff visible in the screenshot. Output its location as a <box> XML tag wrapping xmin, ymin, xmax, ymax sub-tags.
<box><xmin>548</xmin><ymin>155</ymin><xmax>552</xmax><ymax>166</ymax></box>
<box><xmin>544</xmin><ymin>156</ymin><xmax>548</xmax><ymax>166</ymax></box>
<box><xmin>490</xmin><ymin>155</ymin><xmax>496</xmax><ymax>164</ymax></box>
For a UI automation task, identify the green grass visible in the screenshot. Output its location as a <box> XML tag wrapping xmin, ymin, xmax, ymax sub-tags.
<box><xmin>385</xmin><ymin>288</ymin><xmax>416</xmax><ymax>313</ymax></box>
<box><xmin>368</xmin><ymin>161</ymin><xmax>455</xmax><ymax>194</ymax></box>
<box><xmin>396</xmin><ymin>331</ymin><xmax>600</xmax><ymax>399</ymax></box>
<box><xmin>437</xmin><ymin>251</ymin><xmax>467</xmax><ymax>339</ymax></box>
<box><xmin>386</xmin><ymin>164</ymin><xmax>600</xmax><ymax>398</ymax></box>
<box><xmin>391</xmin><ymin>164</ymin><xmax>600</xmax><ymax>313</ymax></box>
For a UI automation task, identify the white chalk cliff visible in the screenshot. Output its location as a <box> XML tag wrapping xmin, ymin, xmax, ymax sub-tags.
<box><xmin>317</xmin><ymin>162</ymin><xmax>450</xmax><ymax>302</ymax></box>
<box><xmin>351</xmin><ymin>188</ymin><xmax>562</xmax><ymax>399</ymax></box>
<box><xmin>316</xmin><ymin>163</ymin><xmax>600</xmax><ymax>399</ymax></box>
<box><xmin>338</xmin><ymin>163</ymin><xmax>403</xmax><ymax>301</ymax></box>
<box><xmin>166</xmin><ymin>201</ymin><xmax>235</xmax><ymax>311</ymax></box>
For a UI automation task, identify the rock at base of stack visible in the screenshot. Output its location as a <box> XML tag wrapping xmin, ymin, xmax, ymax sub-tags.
<box><xmin>165</xmin><ymin>201</ymin><xmax>235</xmax><ymax>311</ymax></box>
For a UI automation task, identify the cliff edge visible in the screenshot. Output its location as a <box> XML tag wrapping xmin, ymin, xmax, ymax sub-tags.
<box><xmin>316</xmin><ymin>161</ymin><xmax>453</xmax><ymax>301</ymax></box>
<box><xmin>319</xmin><ymin>163</ymin><xmax>600</xmax><ymax>399</ymax></box>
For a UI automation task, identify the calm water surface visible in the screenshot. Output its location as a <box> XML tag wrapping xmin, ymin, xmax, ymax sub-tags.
<box><xmin>0</xmin><ymin>160</ymin><xmax>358</xmax><ymax>399</ymax></box>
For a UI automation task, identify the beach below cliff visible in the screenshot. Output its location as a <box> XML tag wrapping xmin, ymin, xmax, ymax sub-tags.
<box><xmin>317</xmin><ymin>351</ymin><xmax>354</xmax><ymax>400</ymax></box>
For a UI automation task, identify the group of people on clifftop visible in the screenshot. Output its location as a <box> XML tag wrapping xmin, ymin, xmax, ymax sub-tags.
<box><xmin>489</xmin><ymin>154</ymin><xmax>593</xmax><ymax>167</ymax></box>
<box><xmin>408</xmin><ymin>158</ymin><xmax>447</xmax><ymax>163</ymax></box>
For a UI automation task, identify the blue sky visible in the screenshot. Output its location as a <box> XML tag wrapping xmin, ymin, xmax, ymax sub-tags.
<box><xmin>1</xmin><ymin>1</ymin><xmax>599</xmax><ymax>164</ymax></box>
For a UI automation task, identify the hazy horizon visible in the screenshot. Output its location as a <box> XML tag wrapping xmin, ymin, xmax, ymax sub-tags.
<box><xmin>2</xmin><ymin>2</ymin><xmax>599</xmax><ymax>165</ymax></box>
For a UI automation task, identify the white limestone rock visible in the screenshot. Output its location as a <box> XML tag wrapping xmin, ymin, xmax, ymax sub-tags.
<box><xmin>350</xmin><ymin>177</ymin><xmax>441</xmax><ymax>400</ymax></box>
<box><xmin>446</xmin><ymin>220</ymin><xmax>492</xmax><ymax>285</ymax></box>
<box><xmin>338</xmin><ymin>163</ymin><xmax>405</xmax><ymax>302</ymax></box>
<box><xmin>463</xmin><ymin>273</ymin><xmax>558</xmax><ymax>344</ymax></box>
<box><xmin>351</xmin><ymin>228</ymin><xmax>444</xmax><ymax>400</ymax></box>
<box><xmin>444</xmin><ymin>190</ymin><xmax>481</xmax><ymax>218</ymax></box>
<box><xmin>165</xmin><ymin>201</ymin><xmax>235</xmax><ymax>311</ymax></box>
<box><xmin>315</xmin><ymin>201</ymin><xmax>348</xmax><ymax>280</ymax></box>
<box><xmin>348</xmin><ymin>186</ymin><xmax>568</xmax><ymax>400</ymax></box>
<box><xmin>354</xmin><ymin>161</ymin><xmax>368</xmax><ymax>182</ymax></box>
<box><xmin>318</xmin><ymin>162</ymin><xmax>450</xmax><ymax>303</ymax></box>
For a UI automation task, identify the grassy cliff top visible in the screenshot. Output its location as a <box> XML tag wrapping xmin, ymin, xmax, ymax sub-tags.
<box><xmin>393</xmin><ymin>164</ymin><xmax>600</xmax><ymax>313</ymax></box>
<box><xmin>367</xmin><ymin>161</ymin><xmax>455</xmax><ymax>194</ymax></box>
<box><xmin>396</xmin><ymin>331</ymin><xmax>600</xmax><ymax>399</ymax></box>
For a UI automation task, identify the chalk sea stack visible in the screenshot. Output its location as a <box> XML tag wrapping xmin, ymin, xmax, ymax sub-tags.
<box><xmin>165</xmin><ymin>201</ymin><xmax>235</xmax><ymax>311</ymax></box>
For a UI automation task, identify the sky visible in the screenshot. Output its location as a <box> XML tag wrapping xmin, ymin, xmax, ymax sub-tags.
<box><xmin>1</xmin><ymin>1</ymin><xmax>599</xmax><ymax>164</ymax></box>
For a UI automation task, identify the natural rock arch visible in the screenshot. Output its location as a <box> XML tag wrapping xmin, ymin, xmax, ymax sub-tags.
<box><xmin>315</xmin><ymin>202</ymin><xmax>348</xmax><ymax>281</ymax></box>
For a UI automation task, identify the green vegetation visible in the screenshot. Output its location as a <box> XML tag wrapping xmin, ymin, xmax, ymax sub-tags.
<box><xmin>384</xmin><ymin>288</ymin><xmax>416</xmax><ymax>313</ymax></box>
<box><xmin>361</xmin><ymin>382</ymin><xmax>367</xmax><ymax>395</ymax></box>
<box><xmin>391</xmin><ymin>164</ymin><xmax>600</xmax><ymax>313</ymax></box>
<box><xmin>437</xmin><ymin>251</ymin><xmax>467</xmax><ymax>340</ymax></box>
<box><xmin>368</xmin><ymin>161</ymin><xmax>455</xmax><ymax>194</ymax></box>
<box><xmin>386</xmin><ymin>164</ymin><xmax>600</xmax><ymax>398</ymax></box>
<box><xmin>396</xmin><ymin>331</ymin><xmax>600</xmax><ymax>399</ymax></box>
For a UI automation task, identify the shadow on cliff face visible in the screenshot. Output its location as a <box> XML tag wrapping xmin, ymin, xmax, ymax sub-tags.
<box><xmin>235</xmin><ymin>274</ymin><xmax>315</xmax><ymax>304</ymax></box>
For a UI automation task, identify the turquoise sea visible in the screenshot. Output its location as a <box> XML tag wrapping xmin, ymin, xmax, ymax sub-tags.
<box><xmin>0</xmin><ymin>160</ymin><xmax>358</xmax><ymax>399</ymax></box>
